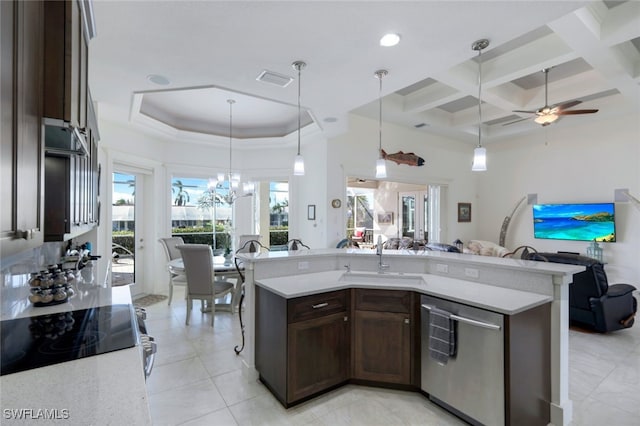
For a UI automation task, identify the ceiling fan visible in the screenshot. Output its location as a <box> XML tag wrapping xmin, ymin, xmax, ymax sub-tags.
<box><xmin>504</xmin><ymin>68</ymin><xmax>599</xmax><ymax>127</ymax></box>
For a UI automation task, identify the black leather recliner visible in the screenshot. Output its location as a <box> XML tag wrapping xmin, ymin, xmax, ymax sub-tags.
<box><xmin>527</xmin><ymin>252</ymin><xmax>637</xmax><ymax>333</ymax></box>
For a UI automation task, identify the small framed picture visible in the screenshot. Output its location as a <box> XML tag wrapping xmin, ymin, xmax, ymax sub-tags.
<box><xmin>458</xmin><ymin>203</ymin><xmax>471</xmax><ymax>222</ymax></box>
<box><xmin>307</xmin><ymin>204</ymin><xmax>316</xmax><ymax>221</ymax></box>
<box><xmin>377</xmin><ymin>212</ymin><xmax>394</xmax><ymax>225</ymax></box>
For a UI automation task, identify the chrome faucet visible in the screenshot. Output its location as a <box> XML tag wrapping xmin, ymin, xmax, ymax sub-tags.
<box><xmin>376</xmin><ymin>235</ymin><xmax>389</xmax><ymax>272</ymax></box>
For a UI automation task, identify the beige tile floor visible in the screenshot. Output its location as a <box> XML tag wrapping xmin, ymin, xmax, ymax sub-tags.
<box><xmin>144</xmin><ymin>287</ymin><xmax>640</xmax><ymax>425</ymax></box>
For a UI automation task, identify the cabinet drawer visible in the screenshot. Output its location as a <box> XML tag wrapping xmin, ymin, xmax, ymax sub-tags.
<box><xmin>354</xmin><ymin>289</ymin><xmax>412</xmax><ymax>314</ymax></box>
<box><xmin>288</xmin><ymin>290</ymin><xmax>348</xmax><ymax>323</ymax></box>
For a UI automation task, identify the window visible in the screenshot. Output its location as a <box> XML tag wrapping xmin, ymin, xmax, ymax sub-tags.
<box><xmin>269</xmin><ymin>181</ymin><xmax>289</xmax><ymax>249</ymax></box>
<box><xmin>170</xmin><ymin>177</ymin><xmax>233</xmax><ymax>253</ymax></box>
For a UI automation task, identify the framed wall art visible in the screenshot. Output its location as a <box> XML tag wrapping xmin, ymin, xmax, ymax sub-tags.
<box><xmin>377</xmin><ymin>212</ymin><xmax>394</xmax><ymax>225</ymax></box>
<box><xmin>458</xmin><ymin>203</ymin><xmax>471</xmax><ymax>222</ymax></box>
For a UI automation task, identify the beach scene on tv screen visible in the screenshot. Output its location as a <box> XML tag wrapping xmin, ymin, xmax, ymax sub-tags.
<box><xmin>533</xmin><ymin>203</ymin><xmax>616</xmax><ymax>242</ymax></box>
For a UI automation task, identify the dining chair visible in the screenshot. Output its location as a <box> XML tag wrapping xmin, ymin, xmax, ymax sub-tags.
<box><xmin>177</xmin><ymin>244</ymin><xmax>235</xmax><ymax>326</ymax></box>
<box><xmin>158</xmin><ymin>237</ymin><xmax>187</xmax><ymax>305</ymax></box>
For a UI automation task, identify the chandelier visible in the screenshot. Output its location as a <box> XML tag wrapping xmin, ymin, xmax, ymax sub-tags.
<box><xmin>219</xmin><ymin>99</ymin><xmax>240</xmax><ymax>204</ymax></box>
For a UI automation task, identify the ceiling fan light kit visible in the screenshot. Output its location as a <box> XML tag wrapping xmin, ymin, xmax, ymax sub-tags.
<box><xmin>471</xmin><ymin>39</ymin><xmax>489</xmax><ymax>172</ymax></box>
<box><xmin>506</xmin><ymin>67</ymin><xmax>599</xmax><ymax>127</ymax></box>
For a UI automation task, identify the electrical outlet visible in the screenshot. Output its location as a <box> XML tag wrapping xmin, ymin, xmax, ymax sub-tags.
<box><xmin>436</xmin><ymin>264</ymin><xmax>449</xmax><ymax>273</ymax></box>
<box><xmin>298</xmin><ymin>261</ymin><xmax>309</xmax><ymax>270</ymax></box>
<box><xmin>465</xmin><ymin>268</ymin><xmax>479</xmax><ymax>278</ymax></box>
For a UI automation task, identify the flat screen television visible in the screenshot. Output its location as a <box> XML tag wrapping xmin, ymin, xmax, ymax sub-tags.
<box><xmin>532</xmin><ymin>203</ymin><xmax>616</xmax><ymax>242</ymax></box>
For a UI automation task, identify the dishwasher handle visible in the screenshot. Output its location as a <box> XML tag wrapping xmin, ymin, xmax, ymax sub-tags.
<box><xmin>421</xmin><ymin>304</ymin><xmax>501</xmax><ymax>331</ymax></box>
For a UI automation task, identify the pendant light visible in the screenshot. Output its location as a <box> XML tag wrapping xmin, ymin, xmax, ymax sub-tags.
<box><xmin>292</xmin><ymin>60</ymin><xmax>306</xmax><ymax>176</ymax></box>
<box><xmin>374</xmin><ymin>69</ymin><xmax>388</xmax><ymax>178</ymax></box>
<box><xmin>471</xmin><ymin>39</ymin><xmax>489</xmax><ymax>172</ymax></box>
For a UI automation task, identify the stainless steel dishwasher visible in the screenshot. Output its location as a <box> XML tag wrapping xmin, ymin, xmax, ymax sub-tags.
<box><xmin>421</xmin><ymin>295</ymin><xmax>504</xmax><ymax>426</ymax></box>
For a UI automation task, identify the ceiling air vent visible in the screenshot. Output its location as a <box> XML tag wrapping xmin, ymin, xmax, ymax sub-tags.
<box><xmin>256</xmin><ymin>70</ymin><xmax>294</xmax><ymax>88</ymax></box>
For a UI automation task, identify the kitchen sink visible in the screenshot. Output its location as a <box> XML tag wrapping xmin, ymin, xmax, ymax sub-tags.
<box><xmin>339</xmin><ymin>271</ymin><xmax>426</xmax><ymax>286</ymax></box>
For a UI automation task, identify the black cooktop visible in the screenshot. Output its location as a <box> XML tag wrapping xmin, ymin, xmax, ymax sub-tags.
<box><xmin>1</xmin><ymin>304</ymin><xmax>137</xmax><ymax>376</ymax></box>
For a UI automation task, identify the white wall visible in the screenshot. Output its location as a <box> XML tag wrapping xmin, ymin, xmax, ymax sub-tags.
<box><xmin>97</xmin><ymin>119</ymin><xmax>330</xmax><ymax>293</ymax></box>
<box><xmin>475</xmin><ymin>113</ymin><xmax>640</xmax><ymax>284</ymax></box>
<box><xmin>326</xmin><ymin>114</ymin><xmax>480</xmax><ymax>247</ymax></box>
<box><xmin>97</xmin><ymin>109</ymin><xmax>639</xmax><ymax>291</ymax></box>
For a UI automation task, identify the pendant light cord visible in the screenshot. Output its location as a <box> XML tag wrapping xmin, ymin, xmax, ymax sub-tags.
<box><xmin>477</xmin><ymin>47</ymin><xmax>482</xmax><ymax>149</ymax></box>
<box><xmin>378</xmin><ymin>73</ymin><xmax>382</xmax><ymax>156</ymax></box>
<box><xmin>228</xmin><ymin>99</ymin><xmax>234</xmax><ymax>181</ymax></box>
<box><xmin>297</xmin><ymin>65</ymin><xmax>301</xmax><ymax>156</ymax></box>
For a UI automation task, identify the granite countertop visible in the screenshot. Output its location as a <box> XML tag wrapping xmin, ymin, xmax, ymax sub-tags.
<box><xmin>255</xmin><ymin>270</ymin><xmax>553</xmax><ymax>315</ymax></box>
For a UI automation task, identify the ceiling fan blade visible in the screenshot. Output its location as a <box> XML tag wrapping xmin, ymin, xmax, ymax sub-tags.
<box><xmin>502</xmin><ymin>117</ymin><xmax>531</xmax><ymax>126</ymax></box>
<box><xmin>556</xmin><ymin>109</ymin><xmax>599</xmax><ymax>115</ymax></box>
<box><xmin>552</xmin><ymin>100</ymin><xmax>582</xmax><ymax>111</ymax></box>
<box><xmin>511</xmin><ymin>110</ymin><xmax>538</xmax><ymax>114</ymax></box>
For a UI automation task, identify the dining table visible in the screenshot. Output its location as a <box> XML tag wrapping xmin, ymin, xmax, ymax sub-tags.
<box><xmin>167</xmin><ymin>255</ymin><xmax>243</xmax><ymax>312</ymax></box>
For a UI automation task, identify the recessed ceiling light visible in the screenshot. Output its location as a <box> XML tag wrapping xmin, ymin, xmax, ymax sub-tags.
<box><xmin>380</xmin><ymin>33</ymin><xmax>400</xmax><ymax>47</ymax></box>
<box><xmin>147</xmin><ymin>74</ymin><xmax>170</xmax><ymax>85</ymax></box>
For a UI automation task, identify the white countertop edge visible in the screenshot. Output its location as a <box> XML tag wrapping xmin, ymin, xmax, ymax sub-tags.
<box><xmin>255</xmin><ymin>270</ymin><xmax>553</xmax><ymax>316</ymax></box>
<box><xmin>238</xmin><ymin>249</ymin><xmax>584</xmax><ymax>276</ymax></box>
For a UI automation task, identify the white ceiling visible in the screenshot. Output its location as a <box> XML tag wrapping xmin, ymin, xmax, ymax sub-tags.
<box><xmin>89</xmin><ymin>1</ymin><xmax>640</xmax><ymax>147</ymax></box>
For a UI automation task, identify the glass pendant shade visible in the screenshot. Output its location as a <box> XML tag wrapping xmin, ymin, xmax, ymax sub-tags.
<box><xmin>293</xmin><ymin>154</ymin><xmax>305</xmax><ymax>176</ymax></box>
<box><xmin>471</xmin><ymin>146</ymin><xmax>487</xmax><ymax>171</ymax></box>
<box><xmin>375</xmin><ymin>157</ymin><xmax>387</xmax><ymax>178</ymax></box>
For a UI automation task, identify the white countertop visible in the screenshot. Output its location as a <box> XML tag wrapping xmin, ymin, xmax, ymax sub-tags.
<box><xmin>256</xmin><ymin>270</ymin><xmax>553</xmax><ymax>315</ymax></box>
<box><xmin>0</xmin><ymin>271</ymin><xmax>152</xmax><ymax>424</ymax></box>
<box><xmin>1</xmin><ymin>257</ymin><xmax>119</xmax><ymax>321</ymax></box>
<box><xmin>239</xmin><ymin>248</ymin><xmax>583</xmax><ymax>276</ymax></box>
<box><xmin>0</xmin><ymin>346</ymin><xmax>151</xmax><ymax>425</ymax></box>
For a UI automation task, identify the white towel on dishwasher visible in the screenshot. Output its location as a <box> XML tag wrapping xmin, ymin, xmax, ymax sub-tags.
<box><xmin>428</xmin><ymin>307</ymin><xmax>456</xmax><ymax>365</ymax></box>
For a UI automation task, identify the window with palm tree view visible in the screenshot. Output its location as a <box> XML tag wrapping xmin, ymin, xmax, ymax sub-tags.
<box><xmin>170</xmin><ymin>177</ymin><xmax>234</xmax><ymax>254</ymax></box>
<box><xmin>165</xmin><ymin>177</ymin><xmax>290</xmax><ymax>252</ymax></box>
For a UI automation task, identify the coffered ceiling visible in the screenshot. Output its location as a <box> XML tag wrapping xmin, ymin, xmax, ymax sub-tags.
<box><xmin>89</xmin><ymin>1</ymin><xmax>640</xmax><ymax>147</ymax></box>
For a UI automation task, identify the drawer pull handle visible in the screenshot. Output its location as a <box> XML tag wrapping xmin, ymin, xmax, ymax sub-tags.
<box><xmin>312</xmin><ymin>302</ymin><xmax>329</xmax><ymax>309</ymax></box>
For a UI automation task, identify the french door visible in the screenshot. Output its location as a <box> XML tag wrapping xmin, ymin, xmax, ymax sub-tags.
<box><xmin>111</xmin><ymin>169</ymin><xmax>145</xmax><ymax>296</ymax></box>
<box><xmin>399</xmin><ymin>191</ymin><xmax>428</xmax><ymax>242</ymax></box>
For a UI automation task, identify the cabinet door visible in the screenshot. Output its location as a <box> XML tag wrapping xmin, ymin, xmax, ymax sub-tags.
<box><xmin>288</xmin><ymin>312</ymin><xmax>349</xmax><ymax>402</ymax></box>
<box><xmin>0</xmin><ymin>0</ymin><xmax>44</xmax><ymax>256</ymax></box>
<box><xmin>43</xmin><ymin>0</ymin><xmax>86</xmax><ymax>127</ymax></box>
<box><xmin>353</xmin><ymin>310</ymin><xmax>412</xmax><ymax>384</ymax></box>
<box><xmin>44</xmin><ymin>156</ymin><xmax>71</xmax><ymax>238</ymax></box>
